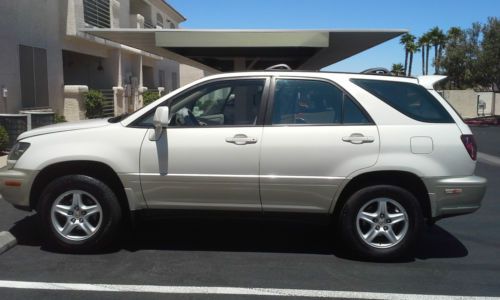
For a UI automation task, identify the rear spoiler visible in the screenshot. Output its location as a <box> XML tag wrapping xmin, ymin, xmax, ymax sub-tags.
<box><xmin>417</xmin><ymin>75</ymin><xmax>447</xmax><ymax>89</ymax></box>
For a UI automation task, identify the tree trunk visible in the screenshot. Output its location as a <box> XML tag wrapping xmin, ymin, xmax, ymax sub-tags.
<box><xmin>404</xmin><ymin>50</ymin><xmax>409</xmax><ymax>76</ymax></box>
<box><xmin>425</xmin><ymin>45</ymin><xmax>430</xmax><ymax>75</ymax></box>
<box><xmin>436</xmin><ymin>44</ymin><xmax>442</xmax><ymax>74</ymax></box>
<box><xmin>421</xmin><ymin>45</ymin><xmax>425</xmax><ymax>75</ymax></box>
<box><xmin>408</xmin><ymin>52</ymin><xmax>414</xmax><ymax>76</ymax></box>
<box><xmin>434</xmin><ymin>45</ymin><xmax>438</xmax><ymax>74</ymax></box>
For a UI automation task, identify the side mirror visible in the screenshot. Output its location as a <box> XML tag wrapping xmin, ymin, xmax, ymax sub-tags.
<box><xmin>150</xmin><ymin>106</ymin><xmax>169</xmax><ymax>141</ymax></box>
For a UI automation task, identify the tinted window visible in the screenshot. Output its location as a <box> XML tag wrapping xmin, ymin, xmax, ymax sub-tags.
<box><xmin>351</xmin><ymin>79</ymin><xmax>453</xmax><ymax>123</ymax></box>
<box><xmin>136</xmin><ymin>79</ymin><xmax>265</xmax><ymax>127</ymax></box>
<box><xmin>343</xmin><ymin>95</ymin><xmax>370</xmax><ymax>124</ymax></box>
<box><xmin>272</xmin><ymin>79</ymin><xmax>343</xmax><ymax>125</ymax></box>
<box><xmin>271</xmin><ymin>79</ymin><xmax>372</xmax><ymax>125</ymax></box>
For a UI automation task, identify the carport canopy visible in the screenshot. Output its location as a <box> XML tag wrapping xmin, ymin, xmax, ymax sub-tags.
<box><xmin>83</xmin><ymin>29</ymin><xmax>407</xmax><ymax>72</ymax></box>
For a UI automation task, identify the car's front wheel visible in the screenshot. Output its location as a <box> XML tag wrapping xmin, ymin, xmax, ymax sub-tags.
<box><xmin>340</xmin><ymin>185</ymin><xmax>423</xmax><ymax>260</ymax></box>
<box><xmin>38</xmin><ymin>175</ymin><xmax>122</xmax><ymax>251</ymax></box>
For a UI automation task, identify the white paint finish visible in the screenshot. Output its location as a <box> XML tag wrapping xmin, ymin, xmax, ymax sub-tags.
<box><xmin>410</xmin><ymin>136</ymin><xmax>433</xmax><ymax>154</ymax></box>
<box><xmin>0</xmin><ymin>280</ymin><xmax>498</xmax><ymax>300</ymax></box>
<box><xmin>15</xmin><ymin>122</ymin><xmax>145</xmax><ymax>174</ymax></box>
<box><xmin>367</xmin><ymin>124</ymin><xmax>475</xmax><ymax>177</ymax></box>
<box><xmin>260</xmin><ymin>125</ymin><xmax>379</xmax><ymax>212</ymax></box>
<box><xmin>10</xmin><ymin>122</ymin><xmax>148</xmax><ymax>208</ymax></box>
<box><xmin>417</xmin><ymin>75</ymin><xmax>447</xmax><ymax>89</ymax></box>
<box><xmin>140</xmin><ymin>127</ymin><xmax>263</xmax><ymax>210</ymax></box>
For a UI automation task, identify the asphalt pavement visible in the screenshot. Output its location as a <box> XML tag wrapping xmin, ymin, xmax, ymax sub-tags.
<box><xmin>0</xmin><ymin>126</ymin><xmax>499</xmax><ymax>299</ymax></box>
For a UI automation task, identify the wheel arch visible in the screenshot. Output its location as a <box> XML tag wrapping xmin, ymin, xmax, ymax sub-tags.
<box><xmin>332</xmin><ymin>170</ymin><xmax>431</xmax><ymax>222</ymax></box>
<box><xmin>30</xmin><ymin>161</ymin><xmax>130</xmax><ymax>220</ymax></box>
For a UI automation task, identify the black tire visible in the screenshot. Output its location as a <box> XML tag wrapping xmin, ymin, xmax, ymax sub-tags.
<box><xmin>37</xmin><ymin>175</ymin><xmax>122</xmax><ymax>252</ymax></box>
<box><xmin>339</xmin><ymin>185</ymin><xmax>423</xmax><ymax>260</ymax></box>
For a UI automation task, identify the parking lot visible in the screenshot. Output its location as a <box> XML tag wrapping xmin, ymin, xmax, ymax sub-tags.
<box><xmin>0</xmin><ymin>126</ymin><xmax>499</xmax><ymax>299</ymax></box>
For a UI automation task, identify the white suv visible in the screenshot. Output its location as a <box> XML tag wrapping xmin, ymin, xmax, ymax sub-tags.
<box><xmin>0</xmin><ymin>71</ymin><xmax>487</xmax><ymax>259</ymax></box>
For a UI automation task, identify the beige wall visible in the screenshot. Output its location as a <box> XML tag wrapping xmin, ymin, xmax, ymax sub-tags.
<box><xmin>179</xmin><ymin>64</ymin><xmax>212</xmax><ymax>87</ymax></box>
<box><xmin>442</xmin><ymin>90</ymin><xmax>499</xmax><ymax>119</ymax></box>
<box><xmin>0</xmin><ymin>0</ymin><xmax>189</xmax><ymax>116</ymax></box>
<box><xmin>0</xmin><ymin>0</ymin><xmax>66</xmax><ymax>114</ymax></box>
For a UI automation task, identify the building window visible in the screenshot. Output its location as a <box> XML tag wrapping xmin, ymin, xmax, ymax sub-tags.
<box><xmin>156</xmin><ymin>13</ymin><xmax>164</xmax><ymax>28</ymax></box>
<box><xmin>83</xmin><ymin>0</ymin><xmax>111</xmax><ymax>28</ymax></box>
<box><xmin>159</xmin><ymin>70</ymin><xmax>166</xmax><ymax>89</ymax></box>
<box><xmin>19</xmin><ymin>45</ymin><xmax>49</xmax><ymax>108</ymax></box>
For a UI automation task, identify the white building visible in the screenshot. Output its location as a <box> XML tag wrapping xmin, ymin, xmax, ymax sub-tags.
<box><xmin>0</xmin><ymin>0</ymin><xmax>213</xmax><ymax>121</ymax></box>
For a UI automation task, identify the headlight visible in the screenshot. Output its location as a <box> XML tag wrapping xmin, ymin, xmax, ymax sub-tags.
<box><xmin>8</xmin><ymin>142</ymin><xmax>30</xmax><ymax>161</ymax></box>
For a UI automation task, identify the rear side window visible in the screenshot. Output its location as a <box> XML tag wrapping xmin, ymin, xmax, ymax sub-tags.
<box><xmin>351</xmin><ymin>79</ymin><xmax>453</xmax><ymax>123</ymax></box>
<box><xmin>272</xmin><ymin>79</ymin><xmax>372</xmax><ymax>125</ymax></box>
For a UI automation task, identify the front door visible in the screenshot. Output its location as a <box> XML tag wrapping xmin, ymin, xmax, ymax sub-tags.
<box><xmin>259</xmin><ymin>78</ymin><xmax>380</xmax><ymax>213</ymax></box>
<box><xmin>139</xmin><ymin>77</ymin><xmax>269</xmax><ymax>210</ymax></box>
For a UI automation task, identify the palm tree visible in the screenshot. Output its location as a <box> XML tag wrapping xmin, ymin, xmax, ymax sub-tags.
<box><xmin>391</xmin><ymin>63</ymin><xmax>405</xmax><ymax>76</ymax></box>
<box><xmin>447</xmin><ymin>26</ymin><xmax>463</xmax><ymax>40</ymax></box>
<box><xmin>418</xmin><ymin>34</ymin><xmax>430</xmax><ymax>75</ymax></box>
<box><xmin>407</xmin><ymin>42</ymin><xmax>420</xmax><ymax>76</ymax></box>
<box><xmin>428</xmin><ymin>27</ymin><xmax>446</xmax><ymax>74</ymax></box>
<box><xmin>400</xmin><ymin>33</ymin><xmax>416</xmax><ymax>75</ymax></box>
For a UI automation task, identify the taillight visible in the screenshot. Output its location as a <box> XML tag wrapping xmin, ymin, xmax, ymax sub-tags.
<box><xmin>461</xmin><ymin>134</ymin><xmax>477</xmax><ymax>160</ymax></box>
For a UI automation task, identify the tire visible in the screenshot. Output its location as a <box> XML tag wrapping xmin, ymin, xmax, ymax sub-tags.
<box><xmin>38</xmin><ymin>175</ymin><xmax>122</xmax><ymax>252</ymax></box>
<box><xmin>340</xmin><ymin>185</ymin><xmax>423</xmax><ymax>260</ymax></box>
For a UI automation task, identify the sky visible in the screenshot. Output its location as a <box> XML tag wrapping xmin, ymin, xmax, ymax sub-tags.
<box><xmin>167</xmin><ymin>0</ymin><xmax>499</xmax><ymax>75</ymax></box>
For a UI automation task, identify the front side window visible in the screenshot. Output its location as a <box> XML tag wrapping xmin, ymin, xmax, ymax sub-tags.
<box><xmin>271</xmin><ymin>79</ymin><xmax>371</xmax><ymax>125</ymax></box>
<box><xmin>135</xmin><ymin>79</ymin><xmax>265</xmax><ymax>127</ymax></box>
<box><xmin>351</xmin><ymin>79</ymin><xmax>453</xmax><ymax>123</ymax></box>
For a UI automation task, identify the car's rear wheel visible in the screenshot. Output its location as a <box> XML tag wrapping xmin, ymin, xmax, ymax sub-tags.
<box><xmin>340</xmin><ymin>185</ymin><xmax>423</xmax><ymax>260</ymax></box>
<box><xmin>38</xmin><ymin>175</ymin><xmax>122</xmax><ymax>252</ymax></box>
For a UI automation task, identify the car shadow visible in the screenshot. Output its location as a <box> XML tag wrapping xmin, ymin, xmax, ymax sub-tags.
<box><xmin>8</xmin><ymin>214</ymin><xmax>468</xmax><ymax>262</ymax></box>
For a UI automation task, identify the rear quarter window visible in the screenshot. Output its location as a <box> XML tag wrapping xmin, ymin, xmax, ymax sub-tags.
<box><xmin>351</xmin><ymin>79</ymin><xmax>454</xmax><ymax>123</ymax></box>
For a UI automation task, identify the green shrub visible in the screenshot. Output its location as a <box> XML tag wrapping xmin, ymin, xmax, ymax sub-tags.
<box><xmin>0</xmin><ymin>126</ymin><xmax>9</xmax><ymax>152</ymax></box>
<box><xmin>54</xmin><ymin>114</ymin><xmax>66</xmax><ymax>123</ymax></box>
<box><xmin>84</xmin><ymin>89</ymin><xmax>105</xmax><ymax>119</ymax></box>
<box><xmin>142</xmin><ymin>91</ymin><xmax>161</xmax><ymax>106</ymax></box>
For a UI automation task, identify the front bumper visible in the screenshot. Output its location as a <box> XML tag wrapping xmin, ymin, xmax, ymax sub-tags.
<box><xmin>423</xmin><ymin>175</ymin><xmax>487</xmax><ymax>219</ymax></box>
<box><xmin>0</xmin><ymin>166</ymin><xmax>38</xmax><ymax>210</ymax></box>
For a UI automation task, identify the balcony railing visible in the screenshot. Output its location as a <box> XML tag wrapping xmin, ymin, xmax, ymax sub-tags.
<box><xmin>83</xmin><ymin>0</ymin><xmax>111</xmax><ymax>28</ymax></box>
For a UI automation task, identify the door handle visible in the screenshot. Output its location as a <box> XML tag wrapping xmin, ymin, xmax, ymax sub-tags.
<box><xmin>342</xmin><ymin>133</ymin><xmax>375</xmax><ymax>144</ymax></box>
<box><xmin>225</xmin><ymin>134</ymin><xmax>258</xmax><ymax>145</ymax></box>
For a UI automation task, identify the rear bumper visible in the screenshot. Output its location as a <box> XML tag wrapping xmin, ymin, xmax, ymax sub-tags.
<box><xmin>0</xmin><ymin>166</ymin><xmax>37</xmax><ymax>210</ymax></box>
<box><xmin>423</xmin><ymin>175</ymin><xmax>487</xmax><ymax>219</ymax></box>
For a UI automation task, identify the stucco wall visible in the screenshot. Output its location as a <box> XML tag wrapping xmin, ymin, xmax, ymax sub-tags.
<box><xmin>179</xmin><ymin>64</ymin><xmax>212</xmax><ymax>87</ymax></box>
<box><xmin>0</xmin><ymin>0</ymin><xmax>66</xmax><ymax>114</ymax></box>
<box><xmin>442</xmin><ymin>90</ymin><xmax>499</xmax><ymax>118</ymax></box>
<box><xmin>0</xmin><ymin>0</ymin><xmax>185</xmax><ymax>116</ymax></box>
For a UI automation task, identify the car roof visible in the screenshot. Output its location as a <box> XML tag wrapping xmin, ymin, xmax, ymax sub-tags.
<box><xmin>200</xmin><ymin>70</ymin><xmax>419</xmax><ymax>84</ymax></box>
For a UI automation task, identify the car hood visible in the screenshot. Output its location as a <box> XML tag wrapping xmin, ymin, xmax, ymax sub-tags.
<box><xmin>17</xmin><ymin>118</ymin><xmax>110</xmax><ymax>140</ymax></box>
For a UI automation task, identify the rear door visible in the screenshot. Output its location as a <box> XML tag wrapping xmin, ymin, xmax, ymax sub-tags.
<box><xmin>259</xmin><ymin>77</ymin><xmax>380</xmax><ymax>213</ymax></box>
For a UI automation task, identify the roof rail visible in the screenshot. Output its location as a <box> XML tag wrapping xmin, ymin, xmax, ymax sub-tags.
<box><xmin>361</xmin><ymin>67</ymin><xmax>391</xmax><ymax>75</ymax></box>
<box><xmin>265</xmin><ymin>64</ymin><xmax>292</xmax><ymax>71</ymax></box>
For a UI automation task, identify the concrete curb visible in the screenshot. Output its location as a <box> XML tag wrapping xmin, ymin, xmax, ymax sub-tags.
<box><xmin>0</xmin><ymin>231</ymin><xmax>17</xmax><ymax>254</ymax></box>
